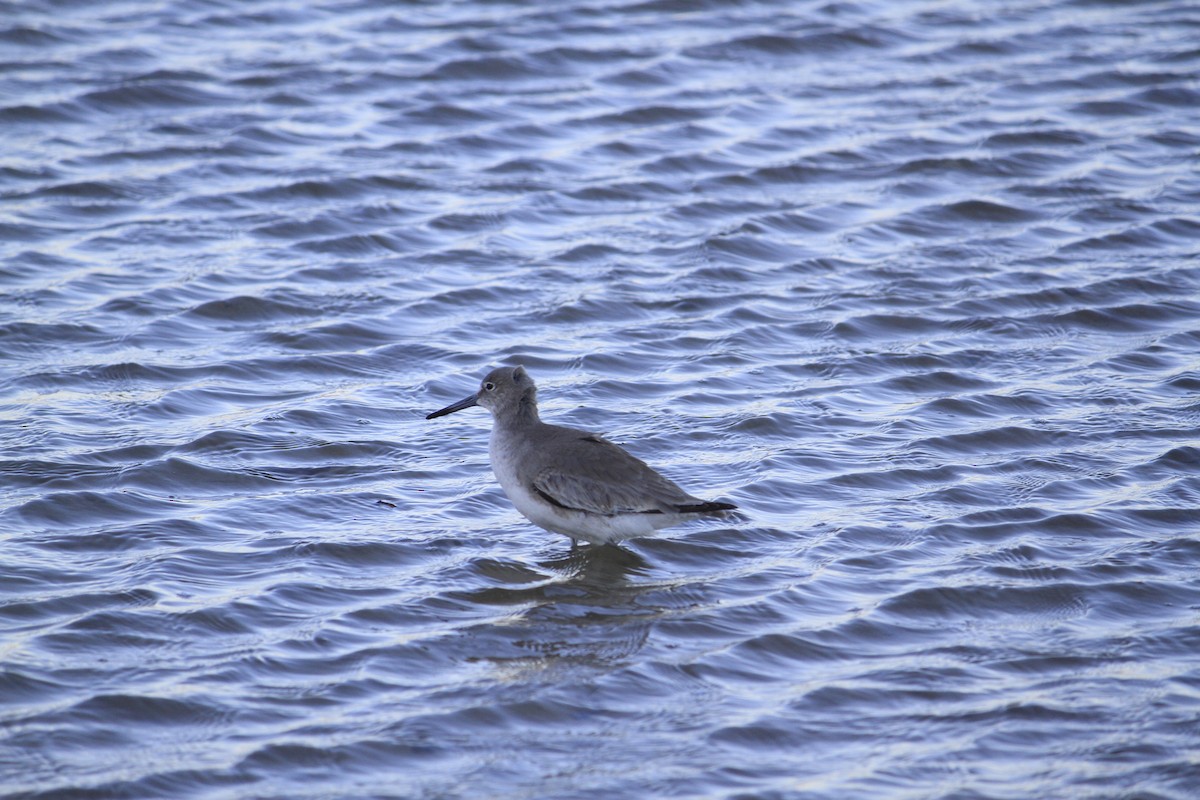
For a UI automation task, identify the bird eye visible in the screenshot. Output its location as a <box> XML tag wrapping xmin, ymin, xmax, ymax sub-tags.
<box><xmin>483</xmin><ymin>381</ymin><xmax>495</xmax><ymax>391</ymax></box>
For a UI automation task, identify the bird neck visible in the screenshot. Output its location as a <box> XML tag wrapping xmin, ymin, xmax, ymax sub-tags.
<box><xmin>501</xmin><ymin>394</ymin><xmax>540</xmax><ymax>428</ymax></box>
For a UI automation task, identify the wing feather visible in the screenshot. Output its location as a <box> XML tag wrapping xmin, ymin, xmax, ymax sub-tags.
<box><xmin>529</xmin><ymin>433</ymin><xmax>691</xmax><ymax>516</ymax></box>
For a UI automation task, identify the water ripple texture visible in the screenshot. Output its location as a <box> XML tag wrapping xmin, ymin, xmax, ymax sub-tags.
<box><xmin>2</xmin><ymin>0</ymin><xmax>1198</xmax><ymax>798</ymax></box>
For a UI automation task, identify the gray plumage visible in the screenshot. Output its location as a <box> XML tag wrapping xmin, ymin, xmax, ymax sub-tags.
<box><xmin>426</xmin><ymin>365</ymin><xmax>736</xmax><ymax>545</ymax></box>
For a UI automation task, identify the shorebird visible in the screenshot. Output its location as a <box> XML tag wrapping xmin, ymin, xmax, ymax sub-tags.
<box><xmin>426</xmin><ymin>366</ymin><xmax>736</xmax><ymax>545</ymax></box>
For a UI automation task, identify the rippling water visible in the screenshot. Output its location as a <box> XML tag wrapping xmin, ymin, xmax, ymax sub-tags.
<box><xmin>3</xmin><ymin>0</ymin><xmax>1199</xmax><ymax>797</ymax></box>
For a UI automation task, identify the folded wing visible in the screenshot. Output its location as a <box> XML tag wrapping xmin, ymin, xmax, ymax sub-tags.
<box><xmin>530</xmin><ymin>433</ymin><xmax>723</xmax><ymax>517</ymax></box>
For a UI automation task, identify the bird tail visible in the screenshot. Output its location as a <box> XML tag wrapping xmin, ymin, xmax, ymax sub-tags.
<box><xmin>675</xmin><ymin>500</ymin><xmax>737</xmax><ymax>514</ymax></box>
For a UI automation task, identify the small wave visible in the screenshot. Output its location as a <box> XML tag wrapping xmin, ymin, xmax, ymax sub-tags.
<box><xmin>78</xmin><ymin>81</ymin><xmax>230</xmax><ymax>114</ymax></box>
<box><xmin>186</xmin><ymin>295</ymin><xmax>323</xmax><ymax>322</ymax></box>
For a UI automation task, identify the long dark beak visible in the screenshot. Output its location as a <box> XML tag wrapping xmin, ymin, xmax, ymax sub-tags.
<box><xmin>426</xmin><ymin>393</ymin><xmax>478</xmax><ymax>420</ymax></box>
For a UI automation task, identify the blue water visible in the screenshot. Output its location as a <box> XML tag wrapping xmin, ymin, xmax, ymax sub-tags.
<box><xmin>3</xmin><ymin>0</ymin><xmax>1199</xmax><ymax>797</ymax></box>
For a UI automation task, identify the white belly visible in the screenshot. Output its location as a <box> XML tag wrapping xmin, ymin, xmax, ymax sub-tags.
<box><xmin>496</xmin><ymin>466</ymin><xmax>662</xmax><ymax>543</ymax></box>
<box><xmin>489</xmin><ymin>436</ymin><xmax>665</xmax><ymax>544</ymax></box>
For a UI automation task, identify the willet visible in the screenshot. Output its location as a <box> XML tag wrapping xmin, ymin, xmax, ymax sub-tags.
<box><xmin>426</xmin><ymin>365</ymin><xmax>737</xmax><ymax>545</ymax></box>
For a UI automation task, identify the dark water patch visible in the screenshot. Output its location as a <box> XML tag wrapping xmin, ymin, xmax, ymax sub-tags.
<box><xmin>484</xmin><ymin>155</ymin><xmax>561</xmax><ymax>177</ymax></box>
<box><xmin>96</xmin><ymin>384</ymin><xmax>295</xmax><ymax>424</ymax></box>
<box><xmin>726</xmin><ymin>630</ymin><xmax>848</xmax><ymax>674</ymax></box>
<box><xmin>87</xmin><ymin>768</ymin><xmax>253</xmax><ymax>800</ymax></box>
<box><xmin>185</xmin><ymin>294</ymin><xmax>323</xmax><ymax>323</ymax></box>
<box><xmin>914</xmin><ymin>391</ymin><xmax>1057</xmax><ymax>421</ymax></box>
<box><xmin>423</xmin><ymin>54</ymin><xmax>551</xmax><ymax>84</ymax></box>
<box><xmin>49</xmin><ymin>360</ymin><xmax>184</xmax><ymax>387</ymax></box>
<box><xmin>294</xmin><ymin>539</ymin><xmax>443</xmax><ymax>573</ymax></box>
<box><xmin>0</xmin><ymin>165</ymin><xmax>67</xmax><ymax>191</ymax></box>
<box><xmin>1031</xmin><ymin>301</ymin><xmax>1200</xmax><ymax>334</ymax></box>
<box><xmin>831</xmin><ymin>312</ymin><xmax>946</xmax><ymax>343</ymax></box>
<box><xmin>875</xmin><ymin>369</ymin><xmax>997</xmax><ymax>396</ymax></box>
<box><xmin>703</xmin><ymin>231</ymin><xmax>806</xmax><ymax>266</ymax></box>
<box><xmin>1069</xmin><ymin>98</ymin><xmax>1158</xmax><ymax>118</ymax></box>
<box><xmin>78</xmin><ymin>81</ymin><xmax>231</xmax><ymax>114</ymax></box>
<box><xmin>63</xmin><ymin>692</ymin><xmax>231</xmax><ymax>729</ymax></box>
<box><xmin>295</xmin><ymin>230</ymin><xmax>431</xmax><ymax>257</ymax></box>
<box><xmin>0</xmin><ymin>588</ymin><xmax>158</xmax><ymax>628</ymax></box>
<box><xmin>10</xmin><ymin>490</ymin><xmax>187</xmax><ymax>529</ymax></box>
<box><xmin>982</xmin><ymin>127</ymin><xmax>1098</xmax><ymax>150</ymax></box>
<box><xmin>587</xmin><ymin>103</ymin><xmax>715</xmax><ymax>129</ymax></box>
<box><xmin>1068</xmin><ymin>198</ymin><xmax>1173</xmax><ymax>229</ymax></box>
<box><xmin>749</xmin><ymin>206</ymin><xmax>860</xmax><ymax>237</ymax></box>
<box><xmin>934</xmin><ymin>199</ymin><xmax>1041</xmax><ymax>224</ymax></box>
<box><xmin>879</xmin><ymin>583</ymin><xmax>1088</xmax><ymax>626</ymax></box>
<box><xmin>686</xmin><ymin>24</ymin><xmax>909</xmax><ymax>64</ymax></box>
<box><xmin>243</xmin><ymin>174</ymin><xmax>426</xmax><ymax>205</ymax></box>
<box><xmin>253</xmin><ymin>215</ymin><xmax>353</xmax><ymax>241</ymax></box>
<box><xmin>0</xmin><ymin>460</ymin><xmax>120</xmax><ymax>492</ymax></box>
<box><xmin>0</xmin><ymin>23</ymin><xmax>75</xmax><ymax>48</ymax></box>
<box><xmin>564</xmin><ymin>180</ymin><xmax>681</xmax><ymax>204</ymax></box>
<box><xmin>1099</xmin><ymin>347</ymin><xmax>1188</xmax><ymax>376</ymax></box>
<box><xmin>0</xmin><ymin>669</ymin><xmax>64</xmax><ymax>708</ymax></box>
<box><xmin>1060</xmin><ymin>218</ymin><xmax>1200</xmax><ymax>254</ymax></box>
<box><xmin>825</xmin><ymin>463</ymin><xmax>962</xmax><ymax>492</ymax></box>
<box><xmin>223</xmin><ymin>123</ymin><xmax>342</xmax><ymax>154</ymax></box>
<box><xmin>642</xmin><ymin>150</ymin><xmax>742</xmax><ymax>179</ymax></box>
<box><xmin>262</xmin><ymin>318</ymin><xmax>396</xmax><ymax>351</ymax></box>
<box><xmin>117</xmin><ymin>457</ymin><xmax>285</xmax><ymax>495</ymax></box>
<box><xmin>0</xmin><ymin>101</ymin><xmax>82</xmax><ymax>125</ymax></box>
<box><xmin>428</xmin><ymin>210</ymin><xmax>509</xmax><ymax>234</ymax></box>
<box><xmin>926</xmin><ymin>511</ymin><xmax>1127</xmax><ymax>545</ymax></box>
<box><xmin>1136</xmin><ymin>445</ymin><xmax>1200</xmax><ymax>476</ymax></box>
<box><xmin>554</xmin><ymin>242</ymin><xmax>628</xmax><ymax>264</ymax></box>
<box><xmin>1133</xmin><ymin>84</ymin><xmax>1200</xmax><ymax>109</ymax></box>
<box><xmin>14</xmin><ymin>353</ymin><xmax>377</xmax><ymax>397</ymax></box>
<box><xmin>400</xmin><ymin>101</ymin><xmax>511</xmax><ymax>129</ymax></box>
<box><xmin>28</xmin><ymin>518</ymin><xmax>219</xmax><ymax>555</ymax></box>
<box><xmin>915</xmin><ymin>423</ymin><xmax>1069</xmax><ymax>457</ymax></box>
<box><xmin>1115</xmin><ymin>507</ymin><xmax>1200</xmax><ymax>538</ymax></box>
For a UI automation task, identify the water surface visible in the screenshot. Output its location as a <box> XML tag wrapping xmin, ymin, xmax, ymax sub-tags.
<box><xmin>2</xmin><ymin>0</ymin><xmax>1199</xmax><ymax>797</ymax></box>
